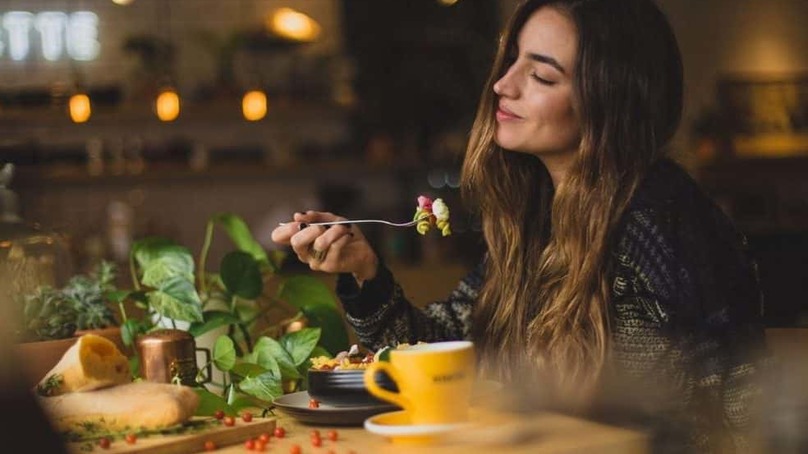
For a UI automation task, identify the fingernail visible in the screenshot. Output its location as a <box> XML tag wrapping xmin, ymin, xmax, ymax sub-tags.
<box><xmin>299</xmin><ymin>223</ymin><xmax>308</xmax><ymax>230</ymax></box>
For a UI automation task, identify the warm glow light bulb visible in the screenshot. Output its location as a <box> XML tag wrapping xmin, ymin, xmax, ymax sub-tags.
<box><xmin>242</xmin><ymin>90</ymin><xmax>268</xmax><ymax>121</ymax></box>
<box><xmin>269</xmin><ymin>8</ymin><xmax>321</xmax><ymax>42</ymax></box>
<box><xmin>69</xmin><ymin>93</ymin><xmax>91</xmax><ymax>123</ymax></box>
<box><xmin>155</xmin><ymin>89</ymin><xmax>180</xmax><ymax>122</ymax></box>
<box><xmin>112</xmin><ymin>0</ymin><xmax>135</xmax><ymax>5</ymax></box>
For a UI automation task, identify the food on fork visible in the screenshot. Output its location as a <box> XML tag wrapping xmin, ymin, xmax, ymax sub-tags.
<box><xmin>413</xmin><ymin>195</ymin><xmax>452</xmax><ymax>236</ymax></box>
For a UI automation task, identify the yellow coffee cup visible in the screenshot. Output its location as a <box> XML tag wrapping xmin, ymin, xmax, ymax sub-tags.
<box><xmin>363</xmin><ymin>341</ymin><xmax>476</xmax><ymax>425</ymax></box>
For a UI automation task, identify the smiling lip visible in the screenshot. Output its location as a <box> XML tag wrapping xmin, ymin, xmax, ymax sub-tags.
<box><xmin>496</xmin><ymin>105</ymin><xmax>522</xmax><ymax>122</ymax></box>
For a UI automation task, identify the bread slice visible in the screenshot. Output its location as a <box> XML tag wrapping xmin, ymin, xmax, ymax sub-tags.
<box><xmin>38</xmin><ymin>381</ymin><xmax>200</xmax><ymax>432</ymax></box>
<box><xmin>36</xmin><ymin>333</ymin><xmax>130</xmax><ymax>396</ymax></box>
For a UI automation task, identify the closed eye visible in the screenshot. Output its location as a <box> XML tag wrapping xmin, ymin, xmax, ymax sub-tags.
<box><xmin>530</xmin><ymin>72</ymin><xmax>557</xmax><ymax>86</ymax></box>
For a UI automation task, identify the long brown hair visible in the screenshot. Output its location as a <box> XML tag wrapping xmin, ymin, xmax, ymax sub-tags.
<box><xmin>463</xmin><ymin>0</ymin><xmax>683</xmax><ymax>400</ymax></box>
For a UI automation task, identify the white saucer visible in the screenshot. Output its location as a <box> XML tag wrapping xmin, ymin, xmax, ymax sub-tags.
<box><xmin>364</xmin><ymin>410</ymin><xmax>471</xmax><ymax>445</ymax></box>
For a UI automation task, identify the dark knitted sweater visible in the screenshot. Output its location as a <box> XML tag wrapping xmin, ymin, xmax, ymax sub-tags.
<box><xmin>336</xmin><ymin>159</ymin><xmax>768</xmax><ymax>452</ymax></box>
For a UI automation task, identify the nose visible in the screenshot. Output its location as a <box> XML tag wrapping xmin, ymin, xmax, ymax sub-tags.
<box><xmin>493</xmin><ymin>67</ymin><xmax>518</xmax><ymax>98</ymax></box>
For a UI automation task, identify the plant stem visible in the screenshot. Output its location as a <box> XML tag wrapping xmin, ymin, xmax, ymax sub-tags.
<box><xmin>238</xmin><ymin>322</ymin><xmax>253</xmax><ymax>353</ymax></box>
<box><xmin>129</xmin><ymin>251</ymin><xmax>140</xmax><ymax>291</ymax></box>
<box><xmin>198</xmin><ymin>221</ymin><xmax>215</xmax><ymax>295</ymax></box>
<box><xmin>117</xmin><ymin>301</ymin><xmax>128</xmax><ymax>323</ymax></box>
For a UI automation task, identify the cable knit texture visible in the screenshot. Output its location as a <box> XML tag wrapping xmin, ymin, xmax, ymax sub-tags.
<box><xmin>336</xmin><ymin>159</ymin><xmax>768</xmax><ymax>453</ymax></box>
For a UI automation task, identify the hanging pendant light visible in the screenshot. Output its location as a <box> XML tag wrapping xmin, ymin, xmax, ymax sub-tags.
<box><xmin>155</xmin><ymin>88</ymin><xmax>180</xmax><ymax>122</ymax></box>
<box><xmin>268</xmin><ymin>8</ymin><xmax>321</xmax><ymax>42</ymax></box>
<box><xmin>69</xmin><ymin>93</ymin><xmax>92</xmax><ymax>123</ymax></box>
<box><xmin>242</xmin><ymin>90</ymin><xmax>268</xmax><ymax>122</ymax></box>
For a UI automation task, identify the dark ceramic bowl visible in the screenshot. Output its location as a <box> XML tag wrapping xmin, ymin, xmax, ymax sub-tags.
<box><xmin>307</xmin><ymin>369</ymin><xmax>399</xmax><ymax>408</ymax></box>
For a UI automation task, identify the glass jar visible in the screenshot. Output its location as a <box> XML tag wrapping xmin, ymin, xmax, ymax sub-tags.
<box><xmin>0</xmin><ymin>164</ymin><xmax>73</xmax><ymax>342</ymax></box>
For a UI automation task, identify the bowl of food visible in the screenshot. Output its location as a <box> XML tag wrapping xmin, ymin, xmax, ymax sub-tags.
<box><xmin>307</xmin><ymin>345</ymin><xmax>398</xmax><ymax>408</ymax></box>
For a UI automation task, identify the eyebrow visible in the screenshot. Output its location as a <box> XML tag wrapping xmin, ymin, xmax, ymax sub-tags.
<box><xmin>527</xmin><ymin>52</ymin><xmax>566</xmax><ymax>74</ymax></box>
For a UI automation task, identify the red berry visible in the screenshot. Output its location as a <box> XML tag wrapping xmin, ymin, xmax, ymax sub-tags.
<box><xmin>214</xmin><ymin>409</ymin><xmax>225</xmax><ymax>420</ymax></box>
<box><xmin>256</xmin><ymin>439</ymin><xmax>267</xmax><ymax>451</ymax></box>
<box><xmin>223</xmin><ymin>416</ymin><xmax>235</xmax><ymax>427</ymax></box>
<box><xmin>99</xmin><ymin>437</ymin><xmax>111</xmax><ymax>449</ymax></box>
<box><xmin>258</xmin><ymin>432</ymin><xmax>271</xmax><ymax>443</ymax></box>
<box><xmin>204</xmin><ymin>440</ymin><xmax>216</xmax><ymax>451</ymax></box>
<box><xmin>125</xmin><ymin>433</ymin><xmax>137</xmax><ymax>444</ymax></box>
<box><xmin>289</xmin><ymin>444</ymin><xmax>302</xmax><ymax>454</ymax></box>
<box><xmin>326</xmin><ymin>430</ymin><xmax>338</xmax><ymax>441</ymax></box>
<box><xmin>245</xmin><ymin>439</ymin><xmax>256</xmax><ymax>450</ymax></box>
<box><xmin>242</xmin><ymin>411</ymin><xmax>253</xmax><ymax>422</ymax></box>
<box><xmin>274</xmin><ymin>427</ymin><xmax>286</xmax><ymax>438</ymax></box>
<box><xmin>308</xmin><ymin>399</ymin><xmax>320</xmax><ymax>409</ymax></box>
<box><xmin>311</xmin><ymin>436</ymin><xmax>322</xmax><ymax>447</ymax></box>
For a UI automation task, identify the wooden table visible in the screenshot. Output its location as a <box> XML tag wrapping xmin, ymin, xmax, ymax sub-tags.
<box><xmin>215</xmin><ymin>409</ymin><xmax>647</xmax><ymax>454</ymax></box>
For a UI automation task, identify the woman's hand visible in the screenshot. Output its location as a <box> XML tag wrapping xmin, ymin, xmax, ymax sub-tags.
<box><xmin>270</xmin><ymin>211</ymin><xmax>379</xmax><ymax>284</ymax></box>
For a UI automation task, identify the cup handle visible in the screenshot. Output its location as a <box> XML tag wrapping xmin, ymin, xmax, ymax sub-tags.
<box><xmin>196</xmin><ymin>347</ymin><xmax>212</xmax><ymax>384</ymax></box>
<box><xmin>364</xmin><ymin>362</ymin><xmax>410</xmax><ymax>410</ymax></box>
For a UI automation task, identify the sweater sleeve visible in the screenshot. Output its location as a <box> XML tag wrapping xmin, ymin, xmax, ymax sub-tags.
<box><xmin>334</xmin><ymin>259</ymin><xmax>484</xmax><ymax>352</ymax></box>
<box><xmin>610</xmin><ymin>199</ymin><xmax>769</xmax><ymax>453</ymax></box>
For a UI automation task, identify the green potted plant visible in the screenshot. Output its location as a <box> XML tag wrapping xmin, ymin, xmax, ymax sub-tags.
<box><xmin>120</xmin><ymin>213</ymin><xmax>350</xmax><ymax>416</ymax></box>
<box><xmin>15</xmin><ymin>261</ymin><xmax>127</xmax><ymax>386</ymax></box>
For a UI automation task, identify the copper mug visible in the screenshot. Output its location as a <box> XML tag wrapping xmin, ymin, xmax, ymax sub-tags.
<box><xmin>136</xmin><ymin>329</ymin><xmax>211</xmax><ymax>386</ymax></box>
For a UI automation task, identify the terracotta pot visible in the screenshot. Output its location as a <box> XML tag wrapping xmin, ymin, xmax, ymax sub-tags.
<box><xmin>14</xmin><ymin>326</ymin><xmax>125</xmax><ymax>388</ymax></box>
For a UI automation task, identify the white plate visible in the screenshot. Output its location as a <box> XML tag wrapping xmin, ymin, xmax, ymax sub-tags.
<box><xmin>364</xmin><ymin>410</ymin><xmax>471</xmax><ymax>444</ymax></box>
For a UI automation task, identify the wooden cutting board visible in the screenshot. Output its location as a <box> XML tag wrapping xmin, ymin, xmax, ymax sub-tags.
<box><xmin>67</xmin><ymin>417</ymin><xmax>276</xmax><ymax>454</ymax></box>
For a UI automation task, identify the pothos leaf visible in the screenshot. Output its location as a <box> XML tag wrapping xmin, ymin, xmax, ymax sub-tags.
<box><xmin>208</xmin><ymin>213</ymin><xmax>271</xmax><ymax>271</ymax></box>
<box><xmin>132</xmin><ymin>238</ymin><xmax>194</xmax><ymax>284</ymax></box>
<box><xmin>220</xmin><ymin>251</ymin><xmax>262</xmax><ymax>300</ymax></box>
<box><xmin>278</xmin><ymin>276</ymin><xmax>349</xmax><ymax>355</ymax></box>
<box><xmin>189</xmin><ymin>311</ymin><xmax>241</xmax><ymax>338</ymax></box>
<box><xmin>280</xmin><ymin>327</ymin><xmax>321</xmax><ymax>366</ymax></box>
<box><xmin>147</xmin><ymin>276</ymin><xmax>203</xmax><ymax>322</ymax></box>
<box><xmin>253</xmin><ymin>336</ymin><xmax>301</xmax><ymax>380</ymax></box>
<box><xmin>242</xmin><ymin>349</ymin><xmax>282</xmax><ymax>379</ymax></box>
<box><xmin>238</xmin><ymin>371</ymin><xmax>283</xmax><ymax>403</ymax></box>
<box><xmin>212</xmin><ymin>335</ymin><xmax>236</xmax><ymax>371</ymax></box>
<box><xmin>193</xmin><ymin>388</ymin><xmax>236</xmax><ymax>417</ymax></box>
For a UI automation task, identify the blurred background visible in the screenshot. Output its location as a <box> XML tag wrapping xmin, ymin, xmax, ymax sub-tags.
<box><xmin>0</xmin><ymin>0</ymin><xmax>806</xmax><ymax>323</ymax></box>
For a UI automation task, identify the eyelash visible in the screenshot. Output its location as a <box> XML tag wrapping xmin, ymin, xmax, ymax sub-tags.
<box><xmin>530</xmin><ymin>72</ymin><xmax>556</xmax><ymax>86</ymax></box>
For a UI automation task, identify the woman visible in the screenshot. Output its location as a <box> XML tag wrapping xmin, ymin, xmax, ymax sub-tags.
<box><xmin>272</xmin><ymin>0</ymin><xmax>767</xmax><ymax>451</ymax></box>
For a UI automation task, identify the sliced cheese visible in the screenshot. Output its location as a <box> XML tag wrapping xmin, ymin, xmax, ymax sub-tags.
<box><xmin>36</xmin><ymin>333</ymin><xmax>131</xmax><ymax>396</ymax></box>
<box><xmin>38</xmin><ymin>381</ymin><xmax>200</xmax><ymax>432</ymax></box>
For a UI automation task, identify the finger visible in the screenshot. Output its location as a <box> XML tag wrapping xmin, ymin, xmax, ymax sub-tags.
<box><xmin>289</xmin><ymin>225</ymin><xmax>327</xmax><ymax>260</ymax></box>
<box><xmin>313</xmin><ymin>233</ymin><xmax>352</xmax><ymax>272</ymax></box>
<box><xmin>311</xmin><ymin>224</ymin><xmax>353</xmax><ymax>251</ymax></box>
<box><xmin>271</xmin><ymin>221</ymin><xmax>301</xmax><ymax>244</ymax></box>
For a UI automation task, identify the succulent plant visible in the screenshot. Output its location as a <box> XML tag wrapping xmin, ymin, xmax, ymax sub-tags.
<box><xmin>20</xmin><ymin>261</ymin><xmax>119</xmax><ymax>342</ymax></box>
<box><xmin>23</xmin><ymin>286</ymin><xmax>77</xmax><ymax>341</ymax></box>
<box><xmin>62</xmin><ymin>261</ymin><xmax>118</xmax><ymax>330</ymax></box>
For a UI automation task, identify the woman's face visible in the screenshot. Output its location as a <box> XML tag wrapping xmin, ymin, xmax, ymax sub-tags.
<box><xmin>493</xmin><ymin>7</ymin><xmax>580</xmax><ymax>166</ymax></box>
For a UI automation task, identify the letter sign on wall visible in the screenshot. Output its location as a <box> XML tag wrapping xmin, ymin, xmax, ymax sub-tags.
<box><xmin>0</xmin><ymin>11</ymin><xmax>100</xmax><ymax>62</ymax></box>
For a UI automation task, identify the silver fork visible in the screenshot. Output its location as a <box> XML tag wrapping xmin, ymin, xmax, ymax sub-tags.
<box><xmin>279</xmin><ymin>215</ymin><xmax>429</xmax><ymax>228</ymax></box>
